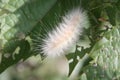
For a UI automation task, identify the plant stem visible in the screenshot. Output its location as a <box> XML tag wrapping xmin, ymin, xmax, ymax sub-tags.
<box><xmin>69</xmin><ymin>54</ymin><xmax>92</xmax><ymax>80</ymax></box>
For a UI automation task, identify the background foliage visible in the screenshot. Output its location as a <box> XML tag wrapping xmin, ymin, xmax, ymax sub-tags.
<box><xmin>0</xmin><ymin>0</ymin><xmax>120</xmax><ymax>80</ymax></box>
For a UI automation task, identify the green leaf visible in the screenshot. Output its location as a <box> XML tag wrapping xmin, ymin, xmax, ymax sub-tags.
<box><xmin>68</xmin><ymin>52</ymin><xmax>78</xmax><ymax>76</ymax></box>
<box><xmin>3</xmin><ymin>0</ymin><xmax>57</xmax><ymax>40</ymax></box>
<box><xmin>0</xmin><ymin>40</ymin><xmax>30</xmax><ymax>73</ymax></box>
<box><xmin>84</xmin><ymin>27</ymin><xmax>120</xmax><ymax>80</ymax></box>
<box><xmin>90</xmin><ymin>37</ymin><xmax>109</xmax><ymax>58</ymax></box>
<box><xmin>0</xmin><ymin>0</ymin><xmax>57</xmax><ymax>73</ymax></box>
<box><xmin>105</xmin><ymin>6</ymin><xmax>117</xmax><ymax>26</ymax></box>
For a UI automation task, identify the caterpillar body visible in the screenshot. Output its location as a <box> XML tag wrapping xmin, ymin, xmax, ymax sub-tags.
<box><xmin>33</xmin><ymin>8</ymin><xmax>89</xmax><ymax>57</ymax></box>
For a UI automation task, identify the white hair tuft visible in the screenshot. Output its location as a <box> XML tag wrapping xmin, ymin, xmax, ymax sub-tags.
<box><xmin>41</xmin><ymin>8</ymin><xmax>89</xmax><ymax>57</ymax></box>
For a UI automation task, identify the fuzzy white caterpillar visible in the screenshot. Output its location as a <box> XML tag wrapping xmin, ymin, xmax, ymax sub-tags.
<box><xmin>42</xmin><ymin>8</ymin><xmax>89</xmax><ymax>57</ymax></box>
